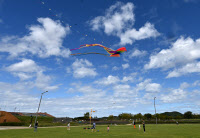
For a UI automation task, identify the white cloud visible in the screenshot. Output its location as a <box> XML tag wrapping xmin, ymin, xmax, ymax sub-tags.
<box><xmin>0</xmin><ymin>18</ymin><xmax>71</xmax><ymax>58</ymax></box>
<box><xmin>6</xmin><ymin>59</ymin><xmax>41</xmax><ymax>73</ymax></box>
<box><xmin>113</xmin><ymin>84</ymin><xmax>137</xmax><ymax>97</ymax></box>
<box><xmin>0</xmin><ymin>90</ymin><xmax>38</xmax><ymax>112</ymax></box>
<box><xmin>145</xmin><ymin>37</ymin><xmax>200</xmax><ymax>70</ymax></box>
<box><xmin>89</xmin><ymin>2</ymin><xmax>159</xmax><ymax>45</ymax></box>
<box><xmin>95</xmin><ymin>75</ymin><xmax>120</xmax><ymax>86</ymax></box>
<box><xmin>167</xmin><ymin>62</ymin><xmax>200</xmax><ymax>78</ymax></box>
<box><xmin>35</xmin><ymin>71</ymin><xmax>59</xmax><ymax>91</ymax></box>
<box><xmin>5</xmin><ymin>59</ymin><xmax>58</xmax><ymax>90</ymax></box>
<box><xmin>136</xmin><ymin>79</ymin><xmax>161</xmax><ymax>92</ymax></box>
<box><xmin>121</xmin><ymin>76</ymin><xmax>134</xmax><ymax>83</ymax></box>
<box><xmin>119</xmin><ymin>23</ymin><xmax>160</xmax><ymax>45</ymax></box>
<box><xmin>71</xmin><ymin>59</ymin><xmax>97</xmax><ymax>78</ymax></box>
<box><xmin>122</xmin><ymin>63</ymin><xmax>130</xmax><ymax>69</ymax></box>
<box><xmin>12</xmin><ymin>72</ymin><xmax>34</xmax><ymax>81</ymax></box>
<box><xmin>160</xmin><ymin>89</ymin><xmax>186</xmax><ymax>103</ymax></box>
<box><xmin>90</xmin><ymin>2</ymin><xmax>134</xmax><ymax>34</ymax></box>
<box><xmin>100</xmin><ymin>64</ymin><xmax>108</xmax><ymax>69</ymax></box>
<box><xmin>129</xmin><ymin>48</ymin><xmax>147</xmax><ymax>58</ymax></box>
<box><xmin>5</xmin><ymin>59</ymin><xmax>42</xmax><ymax>80</ymax></box>
<box><xmin>70</xmin><ymin>85</ymin><xmax>101</xmax><ymax>94</ymax></box>
<box><xmin>112</xmin><ymin>66</ymin><xmax>119</xmax><ymax>71</ymax></box>
<box><xmin>145</xmin><ymin>37</ymin><xmax>200</xmax><ymax>77</ymax></box>
<box><xmin>193</xmin><ymin>80</ymin><xmax>200</xmax><ymax>86</ymax></box>
<box><xmin>180</xmin><ymin>82</ymin><xmax>190</xmax><ymax>89</ymax></box>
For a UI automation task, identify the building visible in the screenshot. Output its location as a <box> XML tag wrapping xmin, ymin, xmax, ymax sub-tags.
<box><xmin>9</xmin><ymin>112</ymin><xmax>55</xmax><ymax>117</ymax></box>
<box><xmin>0</xmin><ymin>111</ymin><xmax>21</xmax><ymax>123</ymax></box>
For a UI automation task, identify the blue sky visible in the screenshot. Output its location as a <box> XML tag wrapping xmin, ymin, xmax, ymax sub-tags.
<box><xmin>0</xmin><ymin>0</ymin><xmax>200</xmax><ymax>117</ymax></box>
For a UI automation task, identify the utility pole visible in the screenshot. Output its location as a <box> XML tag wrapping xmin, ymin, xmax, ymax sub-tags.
<box><xmin>90</xmin><ymin>109</ymin><xmax>92</xmax><ymax>126</ymax></box>
<box><xmin>154</xmin><ymin>97</ymin><xmax>157</xmax><ymax>124</ymax></box>
<box><xmin>90</xmin><ymin>109</ymin><xmax>96</xmax><ymax>126</ymax></box>
<box><xmin>34</xmin><ymin>91</ymin><xmax>48</xmax><ymax>129</ymax></box>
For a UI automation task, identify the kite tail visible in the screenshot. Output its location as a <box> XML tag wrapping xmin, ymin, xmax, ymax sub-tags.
<box><xmin>70</xmin><ymin>48</ymin><xmax>81</xmax><ymax>51</ymax></box>
<box><xmin>70</xmin><ymin>52</ymin><xmax>110</xmax><ymax>57</ymax></box>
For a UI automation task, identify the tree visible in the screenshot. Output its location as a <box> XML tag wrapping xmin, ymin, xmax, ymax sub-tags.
<box><xmin>84</xmin><ymin>112</ymin><xmax>90</xmax><ymax>120</ymax></box>
<box><xmin>134</xmin><ymin>113</ymin><xmax>143</xmax><ymax>121</ymax></box>
<box><xmin>184</xmin><ymin>111</ymin><xmax>192</xmax><ymax>119</ymax></box>
<box><xmin>118</xmin><ymin>113</ymin><xmax>131</xmax><ymax>120</ymax></box>
<box><xmin>144</xmin><ymin>113</ymin><xmax>152</xmax><ymax>120</ymax></box>
<box><xmin>108</xmin><ymin>115</ymin><xmax>114</xmax><ymax>120</ymax></box>
<box><xmin>159</xmin><ymin>114</ymin><xmax>167</xmax><ymax>120</ymax></box>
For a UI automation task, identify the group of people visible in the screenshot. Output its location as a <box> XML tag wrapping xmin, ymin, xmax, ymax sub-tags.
<box><xmin>83</xmin><ymin>122</ymin><xmax>109</xmax><ymax>132</ymax></box>
<box><xmin>133</xmin><ymin>119</ymin><xmax>145</xmax><ymax>132</ymax></box>
<box><xmin>32</xmin><ymin>120</ymin><xmax>146</xmax><ymax>133</ymax></box>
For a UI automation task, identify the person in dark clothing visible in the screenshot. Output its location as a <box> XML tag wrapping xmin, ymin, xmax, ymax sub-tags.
<box><xmin>142</xmin><ymin>119</ymin><xmax>145</xmax><ymax>132</ymax></box>
<box><xmin>92</xmin><ymin>122</ymin><xmax>96</xmax><ymax>132</ymax></box>
<box><xmin>34</xmin><ymin>121</ymin><xmax>38</xmax><ymax>132</ymax></box>
<box><xmin>134</xmin><ymin>121</ymin><xmax>136</xmax><ymax>128</ymax></box>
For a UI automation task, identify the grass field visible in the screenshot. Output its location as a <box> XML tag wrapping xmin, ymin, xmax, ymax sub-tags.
<box><xmin>0</xmin><ymin>124</ymin><xmax>200</xmax><ymax>138</ymax></box>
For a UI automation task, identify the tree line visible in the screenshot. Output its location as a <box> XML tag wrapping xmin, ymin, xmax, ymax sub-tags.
<box><xmin>74</xmin><ymin>111</ymin><xmax>200</xmax><ymax>121</ymax></box>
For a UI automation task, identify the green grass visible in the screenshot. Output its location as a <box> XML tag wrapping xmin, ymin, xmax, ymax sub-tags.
<box><xmin>0</xmin><ymin>124</ymin><xmax>200</xmax><ymax>138</ymax></box>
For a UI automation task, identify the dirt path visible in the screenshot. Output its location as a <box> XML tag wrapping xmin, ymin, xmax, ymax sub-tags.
<box><xmin>0</xmin><ymin>126</ymin><xmax>32</xmax><ymax>130</ymax></box>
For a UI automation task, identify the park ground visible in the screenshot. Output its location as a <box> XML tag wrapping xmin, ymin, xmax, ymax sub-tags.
<box><xmin>0</xmin><ymin>124</ymin><xmax>200</xmax><ymax>138</ymax></box>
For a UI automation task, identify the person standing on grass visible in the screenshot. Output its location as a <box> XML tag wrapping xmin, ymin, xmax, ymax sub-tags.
<box><xmin>142</xmin><ymin>119</ymin><xmax>145</xmax><ymax>132</ymax></box>
<box><xmin>107</xmin><ymin>125</ymin><xmax>110</xmax><ymax>132</ymax></box>
<box><xmin>134</xmin><ymin>121</ymin><xmax>136</xmax><ymax>128</ymax></box>
<box><xmin>67</xmin><ymin>122</ymin><xmax>70</xmax><ymax>130</ymax></box>
<box><xmin>92</xmin><ymin>122</ymin><xmax>96</xmax><ymax>132</ymax></box>
<box><xmin>29</xmin><ymin>115</ymin><xmax>33</xmax><ymax>128</ymax></box>
<box><xmin>34</xmin><ymin>121</ymin><xmax>38</xmax><ymax>132</ymax></box>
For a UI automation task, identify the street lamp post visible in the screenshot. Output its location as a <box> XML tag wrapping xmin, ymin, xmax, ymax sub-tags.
<box><xmin>34</xmin><ymin>91</ymin><xmax>48</xmax><ymax>128</ymax></box>
<box><xmin>154</xmin><ymin>97</ymin><xmax>157</xmax><ymax>124</ymax></box>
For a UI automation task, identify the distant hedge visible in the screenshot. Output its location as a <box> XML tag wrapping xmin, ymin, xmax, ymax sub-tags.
<box><xmin>0</xmin><ymin>122</ymin><xmax>26</xmax><ymax>126</ymax></box>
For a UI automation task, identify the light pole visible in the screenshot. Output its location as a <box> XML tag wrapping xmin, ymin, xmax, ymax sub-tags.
<box><xmin>34</xmin><ymin>91</ymin><xmax>48</xmax><ymax>128</ymax></box>
<box><xmin>154</xmin><ymin>97</ymin><xmax>157</xmax><ymax>124</ymax></box>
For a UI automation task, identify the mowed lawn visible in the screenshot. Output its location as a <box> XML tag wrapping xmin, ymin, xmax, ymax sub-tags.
<box><xmin>0</xmin><ymin>124</ymin><xmax>200</xmax><ymax>138</ymax></box>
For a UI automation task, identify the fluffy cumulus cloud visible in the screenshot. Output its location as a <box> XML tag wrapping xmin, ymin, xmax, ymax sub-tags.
<box><xmin>6</xmin><ymin>59</ymin><xmax>41</xmax><ymax>73</ymax></box>
<box><xmin>113</xmin><ymin>84</ymin><xmax>136</xmax><ymax>97</ymax></box>
<box><xmin>0</xmin><ymin>18</ymin><xmax>71</xmax><ymax>58</ymax></box>
<box><xmin>121</xmin><ymin>76</ymin><xmax>134</xmax><ymax>83</ymax></box>
<box><xmin>122</xmin><ymin>63</ymin><xmax>130</xmax><ymax>69</ymax></box>
<box><xmin>145</xmin><ymin>37</ymin><xmax>200</xmax><ymax>78</ymax></box>
<box><xmin>180</xmin><ymin>82</ymin><xmax>190</xmax><ymax>89</ymax></box>
<box><xmin>0</xmin><ymin>89</ymin><xmax>38</xmax><ymax>112</ymax></box>
<box><xmin>112</xmin><ymin>66</ymin><xmax>119</xmax><ymax>71</ymax></box>
<box><xmin>136</xmin><ymin>79</ymin><xmax>161</xmax><ymax>92</ymax></box>
<box><xmin>95</xmin><ymin>75</ymin><xmax>120</xmax><ymax>86</ymax></box>
<box><xmin>160</xmin><ymin>89</ymin><xmax>187</xmax><ymax>103</ymax></box>
<box><xmin>5</xmin><ymin>59</ymin><xmax>58</xmax><ymax>90</ymax></box>
<box><xmin>129</xmin><ymin>48</ymin><xmax>147</xmax><ymax>58</ymax></box>
<box><xmin>89</xmin><ymin>2</ymin><xmax>159</xmax><ymax>45</ymax></box>
<box><xmin>71</xmin><ymin>59</ymin><xmax>97</xmax><ymax>78</ymax></box>
<box><xmin>119</xmin><ymin>22</ymin><xmax>160</xmax><ymax>45</ymax></box>
<box><xmin>167</xmin><ymin>62</ymin><xmax>200</xmax><ymax>78</ymax></box>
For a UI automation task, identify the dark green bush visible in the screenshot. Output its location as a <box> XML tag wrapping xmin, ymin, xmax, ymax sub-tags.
<box><xmin>0</xmin><ymin>122</ymin><xmax>26</xmax><ymax>126</ymax></box>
